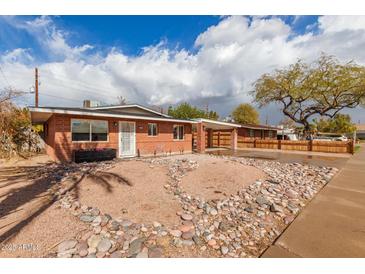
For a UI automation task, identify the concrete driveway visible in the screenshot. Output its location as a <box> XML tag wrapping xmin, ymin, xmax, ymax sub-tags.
<box><xmin>261</xmin><ymin>144</ymin><xmax>365</xmax><ymax>257</ymax></box>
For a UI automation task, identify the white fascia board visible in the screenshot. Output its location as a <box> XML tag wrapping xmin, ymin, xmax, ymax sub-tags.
<box><xmin>193</xmin><ymin>118</ymin><xmax>241</xmax><ymax>128</ymax></box>
<box><xmin>241</xmin><ymin>125</ymin><xmax>278</xmax><ymax>130</ymax></box>
<box><xmin>29</xmin><ymin>107</ymin><xmax>196</xmax><ymax>124</ymax></box>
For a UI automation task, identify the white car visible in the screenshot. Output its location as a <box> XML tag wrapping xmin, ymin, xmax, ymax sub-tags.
<box><xmin>334</xmin><ymin>136</ymin><xmax>348</xmax><ymax>142</ymax></box>
<box><xmin>313</xmin><ymin>136</ymin><xmax>333</xmax><ymax>141</ymax></box>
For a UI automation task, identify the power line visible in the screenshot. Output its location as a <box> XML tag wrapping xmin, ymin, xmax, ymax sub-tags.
<box><xmin>41</xmin><ymin>76</ymin><xmax>114</xmax><ymax>100</ymax></box>
<box><xmin>41</xmin><ymin>72</ymin><xmax>115</xmax><ymax>96</ymax></box>
<box><xmin>0</xmin><ymin>64</ymin><xmax>11</xmax><ymax>88</ymax></box>
<box><xmin>39</xmin><ymin>92</ymin><xmax>82</xmax><ymax>103</ymax></box>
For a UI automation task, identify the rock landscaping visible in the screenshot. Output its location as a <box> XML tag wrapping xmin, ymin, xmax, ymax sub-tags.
<box><xmin>50</xmin><ymin>154</ymin><xmax>338</xmax><ymax>258</ymax></box>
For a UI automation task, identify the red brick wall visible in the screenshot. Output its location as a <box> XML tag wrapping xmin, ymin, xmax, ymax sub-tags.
<box><xmin>237</xmin><ymin>128</ymin><xmax>277</xmax><ymax>139</ymax></box>
<box><xmin>44</xmin><ymin>114</ymin><xmax>192</xmax><ymax>162</ymax></box>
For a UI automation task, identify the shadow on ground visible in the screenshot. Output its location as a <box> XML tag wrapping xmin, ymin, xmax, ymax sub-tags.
<box><xmin>0</xmin><ymin>161</ymin><xmax>130</xmax><ymax>244</ymax></box>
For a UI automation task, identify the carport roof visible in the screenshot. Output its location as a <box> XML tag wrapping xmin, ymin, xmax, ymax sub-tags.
<box><xmin>193</xmin><ymin>118</ymin><xmax>241</xmax><ymax>130</ymax></box>
<box><xmin>193</xmin><ymin>118</ymin><xmax>280</xmax><ymax>131</ymax></box>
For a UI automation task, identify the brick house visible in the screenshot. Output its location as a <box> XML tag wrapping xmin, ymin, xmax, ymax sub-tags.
<box><xmin>237</xmin><ymin>124</ymin><xmax>278</xmax><ymax>139</ymax></box>
<box><xmin>29</xmin><ymin>104</ymin><xmax>279</xmax><ymax>162</ymax></box>
<box><xmin>30</xmin><ymin>104</ymin><xmax>195</xmax><ymax>162</ymax></box>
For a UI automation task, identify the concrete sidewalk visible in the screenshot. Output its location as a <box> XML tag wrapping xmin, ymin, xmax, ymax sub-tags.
<box><xmin>261</xmin><ymin>144</ymin><xmax>365</xmax><ymax>258</ymax></box>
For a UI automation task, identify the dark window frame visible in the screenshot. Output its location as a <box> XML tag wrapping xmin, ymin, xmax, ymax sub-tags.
<box><xmin>173</xmin><ymin>125</ymin><xmax>184</xmax><ymax>140</ymax></box>
<box><xmin>71</xmin><ymin>119</ymin><xmax>109</xmax><ymax>142</ymax></box>
<box><xmin>148</xmin><ymin>123</ymin><xmax>158</xmax><ymax>136</ymax></box>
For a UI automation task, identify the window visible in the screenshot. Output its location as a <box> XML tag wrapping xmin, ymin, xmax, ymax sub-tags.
<box><xmin>71</xmin><ymin>119</ymin><xmax>108</xmax><ymax>142</ymax></box>
<box><xmin>148</xmin><ymin>123</ymin><xmax>158</xmax><ymax>136</ymax></box>
<box><xmin>268</xmin><ymin>130</ymin><xmax>273</xmax><ymax>138</ymax></box>
<box><xmin>91</xmin><ymin>120</ymin><xmax>108</xmax><ymax>141</ymax></box>
<box><xmin>249</xmin><ymin>129</ymin><xmax>254</xmax><ymax>138</ymax></box>
<box><xmin>173</xmin><ymin>125</ymin><xmax>184</xmax><ymax>140</ymax></box>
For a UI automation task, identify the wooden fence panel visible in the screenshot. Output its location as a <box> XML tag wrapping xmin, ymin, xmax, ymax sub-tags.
<box><xmin>237</xmin><ymin>137</ymin><xmax>255</xmax><ymax>148</ymax></box>
<box><xmin>280</xmin><ymin>140</ymin><xmax>309</xmax><ymax>151</ymax></box>
<box><xmin>194</xmin><ymin>130</ymin><xmax>353</xmax><ymax>154</ymax></box>
<box><xmin>255</xmin><ymin>139</ymin><xmax>279</xmax><ymax>149</ymax></box>
<box><xmin>312</xmin><ymin>140</ymin><xmax>350</xmax><ymax>153</ymax></box>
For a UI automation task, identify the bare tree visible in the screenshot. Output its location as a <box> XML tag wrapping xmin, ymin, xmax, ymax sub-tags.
<box><xmin>0</xmin><ymin>87</ymin><xmax>24</xmax><ymax>104</ymax></box>
<box><xmin>116</xmin><ymin>96</ymin><xmax>127</xmax><ymax>105</ymax></box>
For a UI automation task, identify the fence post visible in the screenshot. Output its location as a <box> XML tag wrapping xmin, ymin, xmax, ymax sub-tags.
<box><xmin>254</xmin><ymin>139</ymin><xmax>257</xmax><ymax>148</ymax></box>
<box><xmin>218</xmin><ymin>132</ymin><xmax>221</xmax><ymax>147</ymax></box>
<box><xmin>349</xmin><ymin>139</ymin><xmax>355</xmax><ymax>154</ymax></box>
<box><xmin>278</xmin><ymin>139</ymin><xmax>281</xmax><ymax>150</ymax></box>
<box><xmin>309</xmin><ymin>139</ymin><xmax>313</xmax><ymax>152</ymax></box>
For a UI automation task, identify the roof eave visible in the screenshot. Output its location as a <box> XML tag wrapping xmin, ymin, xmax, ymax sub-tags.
<box><xmin>28</xmin><ymin>107</ymin><xmax>196</xmax><ymax>124</ymax></box>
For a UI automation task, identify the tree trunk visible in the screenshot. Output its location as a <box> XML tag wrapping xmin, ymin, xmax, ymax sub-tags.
<box><xmin>302</xmin><ymin>121</ymin><xmax>311</xmax><ymax>138</ymax></box>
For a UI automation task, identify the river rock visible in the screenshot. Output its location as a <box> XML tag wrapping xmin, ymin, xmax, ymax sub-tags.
<box><xmin>80</xmin><ymin>214</ymin><xmax>95</xmax><ymax>223</ymax></box>
<box><xmin>97</xmin><ymin>238</ymin><xmax>112</xmax><ymax>253</ymax></box>
<box><xmin>58</xmin><ymin>240</ymin><xmax>77</xmax><ymax>253</ymax></box>
<box><xmin>170</xmin><ymin>230</ymin><xmax>182</xmax><ymax>238</ymax></box>
<box><xmin>181</xmin><ymin>213</ymin><xmax>193</xmax><ymax>221</ymax></box>
<box><xmin>87</xmin><ymin>235</ymin><xmax>102</xmax><ymax>249</ymax></box>
<box><xmin>148</xmin><ymin>246</ymin><xmax>163</xmax><ymax>258</ymax></box>
<box><xmin>182</xmin><ymin>230</ymin><xmax>195</xmax><ymax>240</ymax></box>
<box><xmin>221</xmin><ymin>246</ymin><xmax>229</xmax><ymax>255</ymax></box>
<box><xmin>128</xmin><ymin>238</ymin><xmax>145</xmax><ymax>256</ymax></box>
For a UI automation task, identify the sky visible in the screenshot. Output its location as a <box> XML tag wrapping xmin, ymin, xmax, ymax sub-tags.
<box><xmin>0</xmin><ymin>15</ymin><xmax>365</xmax><ymax>124</ymax></box>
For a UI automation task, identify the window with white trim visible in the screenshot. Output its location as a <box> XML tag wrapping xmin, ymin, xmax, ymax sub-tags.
<box><xmin>148</xmin><ymin>123</ymin><xmax>158</xmax><ymax>136</ymax></box>
<box><xmin>71</xmin><ymin>119</ymin><xmax>108</xmax><ymax>142</ymax></box>
<box><xmin>173</xmin><ymin>125</ymin><xmax>184</xmax><ymax>140</ymax></box>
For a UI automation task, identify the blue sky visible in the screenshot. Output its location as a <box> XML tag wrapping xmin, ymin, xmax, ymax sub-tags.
<box><xmin>0</xmin><ymin>16</ymin><xmax>222</xmax><ymax>61</ymax></box>
<box><xmin>1</xmin><ymin>15</ymin><xmax>365</xmax><ymax>124</ymax></box>
<box><xmin>0</xmin><ymin>16</ymin><xmax>319</xmax><ymax>58</ymax></box>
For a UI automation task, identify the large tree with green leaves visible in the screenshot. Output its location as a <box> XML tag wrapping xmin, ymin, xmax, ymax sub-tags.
<box><xmin>231</xmin><ymin>103</ymin><xmax>260</xmax><ymax>124</ymax></box>
<box><xmin>252</xmin><ymin>54</ymin><xmax>365</xmax><ymax>132</ymax></box>
<box><xmin>168</xmin><ymin>102</ymin><xmax>219</xmax><ymax>120</ymax></box>
<box><xmin>313</xmin><ymin>114</ymin><xmax>356</xmax><ymax>134</ymax></box>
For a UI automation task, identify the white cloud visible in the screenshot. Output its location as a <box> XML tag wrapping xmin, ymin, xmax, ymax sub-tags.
<box><xmin>1</xmin><ymin>48</ymin><xmax>34</xmax><ymax>64</ymax></box>
<box><xmin>5</xmin><ymin>16</ymin><xmax>93</xmax><ymax>60</ymax></box>
<box><xmin>2</xmin><ymin>15</ymin><xmax>365</xmax><ymax>123</ymax></box>
<box><xmin>318</xmin><ymin>15</ymin><xmax>365</xmax><ymax>33</ymax></box>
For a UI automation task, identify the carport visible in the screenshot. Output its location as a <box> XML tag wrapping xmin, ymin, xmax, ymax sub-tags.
<box><xmin>193</xmin><ymin>118</ymin><xmax>241</xmax><ymax>153</ymax></box>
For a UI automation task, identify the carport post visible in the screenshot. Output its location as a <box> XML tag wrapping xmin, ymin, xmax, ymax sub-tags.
<box><xmin>196</xmin><ymin>122</ymin><xmax>206</xmax><ymax>153</ymax></box>
<box><xmin>231</xmin><ymin>128</ymin><xmax>238</xmax><ymax>150</ymax></box>
<box><xmin>207</xmin><ymin>128</ymin><xmax>213</xmax><ymax>148</ymax></box>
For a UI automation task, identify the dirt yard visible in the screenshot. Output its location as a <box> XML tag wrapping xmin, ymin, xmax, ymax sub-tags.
<box><xmin>0</xmin><ymin>153</ymin><xmax>266</xmax><ymax>257</ymax></box>
<box><xmin>0</xmin><ymin>204</ymin><xmax>88</xmax><ymax>258</ymax></box>
<box><xmin>75</xmin><ymin>155</ymin><xmax>265</xmax><ymax>226</ymax></box>
<box><xmin>76</xmin><ymin>160</ymin><xmax>182</xmax><ymax>226</ymax></box>
<box><xmin>175</xmin><ymin>154</ymin><xmax>266</xmax><ymax>200</ymax></box>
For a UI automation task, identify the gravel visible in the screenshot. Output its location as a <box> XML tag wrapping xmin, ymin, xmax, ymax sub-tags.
<box><xmin>51</xmin><ymin>153</ymin><xmax>338</xmax><ymax>258</ymax></box>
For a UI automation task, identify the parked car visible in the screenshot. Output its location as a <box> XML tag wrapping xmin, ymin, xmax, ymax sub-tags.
<box><xmin>316</xmin><ymin>133</ymin><xmax>349</xmax><ymax>142</ymax></box>
<box><xmin>333</xmin><ymin>135</ymin><xmax>348</xmax><ymax>142</ymax></box>
<box><xmin>312</xmin><ymin>136</ymin><xmax>333</xmax><ymax>141</ymax></box>
<box><xmin>277</xmin><ymin>129</ymin><xmax>299</xmax><ymax>141</ymax></box>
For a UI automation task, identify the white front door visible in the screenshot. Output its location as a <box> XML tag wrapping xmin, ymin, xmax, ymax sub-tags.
<box><xmin>119</xmin><ymin>122</ymin><xmax>136</xmax><ymax>157</ymax></box>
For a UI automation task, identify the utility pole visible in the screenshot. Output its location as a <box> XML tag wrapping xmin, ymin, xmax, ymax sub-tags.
<box><xmin>35</xmin><ymin>67</ymin><xmax>39</xmax><ymax>107</ymax></box>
